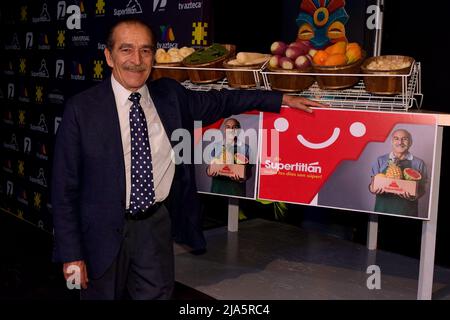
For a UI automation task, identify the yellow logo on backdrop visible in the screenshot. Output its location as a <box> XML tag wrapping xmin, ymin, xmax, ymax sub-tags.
<box><xmin>96</xmin><ymin>0</ymin><xmax>106</xmax><ymax>14</ymax></box>
<box><xmin>19</xmin><ymin>59</ymin><xmax>27</xmax><ymax>74</ymax></box>
<box><xmin>20</xmin><ymin>6</ymin><xmax>28</xmax><ymax>21</ymax></box>
<box><xmin>35</xmin><ymin>86</ymin><xmax>43</xmax><ymax>103</ymax></box>
<box><xmin>93</xmin><ymin>60</ymin><xmax>104</xmax><ymax>79</ymax></box>
<box><xmin>34</xmin><ymin>192</ymin><xmax>42</xmax><ymax>210</ymax></box>
<box><xmin>192</xmin><ymin>22</ymin><xmax>208</xmax><ymax>45</ymax></box>
<box><xmin>57</xmin><ymin>30</ymin><xmax>65</xmax><ymax>48</ymax></box>
<box><xmin>18</xmin><ymin>110</ymin><xmax>26</xmax><ymax>126</ymax></box>
<box><xmin>18</xmin><ymin>160</ymin><xmax>25</xmax><ymax>177</ymax></box>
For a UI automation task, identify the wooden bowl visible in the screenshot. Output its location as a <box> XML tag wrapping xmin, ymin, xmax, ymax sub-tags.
<box><xmin>361</xmin><ymin>55</ymin><xmax>415</xmax><ymax>95</ymax></box>
<box><xmin>266</xmin><ymin>65</ymin><xmax>315</xmax><ymax>92</ymax></box>
<box><xmin>182</xmin><ymin>44</ymin><xmax>235</xmax><ymax>84</ymax></box>
<box><xmin>313</xmin><ymin>52</ymin><xmax>366</xmax><ymax>90</ymax></box>
<box><xmin>151</xmin><ymin>62</ymin><xmax>188</xmax><ymax>82</ymax></box>
<box><xmin>223</xmin><ymin>58</ymin><xmax>266</xmax><ymax>88</ymax></box>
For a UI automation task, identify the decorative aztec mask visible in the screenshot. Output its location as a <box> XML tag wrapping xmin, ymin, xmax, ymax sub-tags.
<box><xmin>296</xmin><ymin>0</ymin><xmax>349</xmax><ymax>49</ymax></box>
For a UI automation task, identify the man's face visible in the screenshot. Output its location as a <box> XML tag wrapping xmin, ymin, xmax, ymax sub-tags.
<box><xmin>391</xmin><ymin>130</ymin><xmax>411</xmax><ymax>154</ymax></box>
<box><xmin>104</xmin><ymin>23</ymin><xmax>154</xmax><ymax>91</ymax></box>
<box><xmin>224</xmin><ymin>119</ymin><xmax>240</xmax><ymax>143</ymax></box>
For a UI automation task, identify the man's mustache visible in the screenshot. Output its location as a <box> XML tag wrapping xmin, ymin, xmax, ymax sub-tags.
<box><xmin>123</xmin><ymin>64</ymin><xmax>148</xmax><ymax>72</ymax></box>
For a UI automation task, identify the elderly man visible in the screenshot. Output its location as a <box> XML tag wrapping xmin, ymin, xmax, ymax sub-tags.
<box><xmin>369</xmin><ymin>129</ymin><xmax>427</xmax><ymax>216</ymax></box>
<box><xmin>51</xmin><ymin>17</ymin><xmax>325</xmax><ymax>300</ymax></box>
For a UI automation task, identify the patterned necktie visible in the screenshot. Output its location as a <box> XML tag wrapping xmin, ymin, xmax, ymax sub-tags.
<box><xmin>128</xmin><ymin>92</ymin><xmax>155</xmax><ymax>215</ymax></box>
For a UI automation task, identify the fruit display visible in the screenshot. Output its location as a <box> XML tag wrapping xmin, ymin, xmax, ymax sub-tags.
<box><xmin>226</xmin><ymin>52</ymin><xmax>271</xmax><ymax>66</ymax></box>
<box><xmin>183</xmin><ymin>43</ymin><xmax>229</xmax><ymax>65</ymax></box>
<box><xmin>366</xmin><ymin>58</ymin><xmax>412</xmax><ymax>71</ymax></box>
<box><xmin>403</xmin><ymin>168</ymin><xmax>422</xmax><ymax>181</ymax></box>
<box><xmin>312</xmin><ymin>41</ymin><xmax>363</xmax><ymax>67</ymax></box>
<box><xmin>155</xmin><ymin>47</ymin><xmax>195</xmax><ymax>63</ymax></box>
<box><xmin>269</xmin><ymin>40</ymin><xmax>316</xmax><ymax>71</ymax></box>
<box><xmin>385</xmin><ymin>160</ymin><xmax>403</xmax><ymax>179</ymax></box>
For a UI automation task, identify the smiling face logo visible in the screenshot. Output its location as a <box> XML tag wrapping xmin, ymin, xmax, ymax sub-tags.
<box><xmin>259</xmin><ymin>108</ymin><xmax>436</xmax><ymax>205</ymax></box>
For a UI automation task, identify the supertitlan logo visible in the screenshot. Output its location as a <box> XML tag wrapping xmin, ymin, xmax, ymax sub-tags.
<box><xmin>114</xmin><ymin>0</ymin><xmax>143</xmax><ymax>16</ymax></box>
<box><xmin>5</xmin><ymin>33</ymin><xmax>21</xmax><ymax>50</ymax></box>
<box><xmin>31</xmin><ymin>59</ymin><xmax>50</xmax><ymax>78</ymax></box>
<box><xmin>32</xmin><ymin>3</ymin><xmax>51</xmax><ymax>23</ymax></box>
<box><xmin>30</xmin><ymin>114</ymin><xmax>48</xmax><ymax>133</ymax></box>
<box><xmin>30</xmin><ymin>168</ymin><xmax>48</xmax><ymax>188</ymax></box>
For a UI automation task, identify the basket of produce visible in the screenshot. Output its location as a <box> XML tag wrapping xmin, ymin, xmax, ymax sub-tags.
<box><xmin>265</xmin><ymin>40</ymin><xmax>316</xmax><ymax>92</ymax></box>
<box><xmin>223</xmin><ymin>52</ymin><xmax>270</xmax><ymax>88</ymax></box>
<box><xmin>312</xmin><ymin>42</ymin><xmax>366</xmax><ymax>90</ymax></box>
<box><xmin>361</xmin><ymin>55</ymin><xmax>415</xmax><ymax>95</ymax></box>
<box><xmin>152</xmin><ymin>47</ymin><xmax>195</xmax><ymax>82</ymax></box>
<box><xmin>182</xmin><ymin>43</ymin><xmax>235</xmax><ymax>84</ymax></box>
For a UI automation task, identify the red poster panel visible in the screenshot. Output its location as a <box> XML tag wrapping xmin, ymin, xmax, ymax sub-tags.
<box><xmin>258</xmin><ymin>108</ymin><xmax>437</xmax><ymax>220</ymax></box>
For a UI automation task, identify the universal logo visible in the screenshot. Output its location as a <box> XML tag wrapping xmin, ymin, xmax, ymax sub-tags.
<box><xmin>178</xmin><ymin>0</ymin><xmax>202</xmax><ymax>10</ymax></box>
<box><xmin>3</xmin><ymin>133</ymin><xmax>19</xmax><ymax>151</ymax></box>
<box><xmin>32</xmin><ymin>3</ymin><xmax>51</xmax><ymax>23</ymax></box>
<box><xmin>38</xmin><ymin>33</ymin><xmax>51</xmax><ymax>50</ymax></box>
<box><xmin>30</xmin><ymin>167</ymin><xmax>48</xmax><ymax>188</ymax></box>
<box><xmin>31</xmin><ymin>59</ymin><xmax>50</xmax><ymax>78</ymax></box>
<box><xmin>72</xmin><ymin>31</ymin><xmax>90</xmax><ymax>47</ymax></box>
<box><xmin>96</xmin><ymin>0</ymin><xmax>106</xmax><ymax>16</ymax></box>
<box><xmin>114</xmin><ymin>0</ymin><xmax>143</xmax><ymax>16</ymax></box>
<box><xmin>5</xmin><ymin>33</ymin><xmax>21</xmax><ymax>50</ymax></box>
<box><xmin>30</xmin><ymin>114</ymin><xmax>49</xmax><ymax>133</ymax></box>
<box><xmin>48</xmin><ymin>89</ymin><xmax>65</xmax><ymax>105</ymax></box>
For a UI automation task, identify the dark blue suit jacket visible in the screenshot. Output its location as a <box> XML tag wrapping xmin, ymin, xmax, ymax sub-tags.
<box><xmin>51</xmin><ymin>77</ymin><xmax>282</xmax><ymax>278</ymax></box>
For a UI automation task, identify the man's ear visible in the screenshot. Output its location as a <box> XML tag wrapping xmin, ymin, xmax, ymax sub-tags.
<box><xmin>104</xmin><ymin>48</ymin><xmax>114</xmax><ymax>68</ymax></box>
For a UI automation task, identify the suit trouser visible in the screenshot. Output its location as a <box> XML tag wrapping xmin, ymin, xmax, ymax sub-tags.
<box><xmin>80</xmin><ymin>204</ymin><xmax>174</xmax><ymax>300</ymax></box>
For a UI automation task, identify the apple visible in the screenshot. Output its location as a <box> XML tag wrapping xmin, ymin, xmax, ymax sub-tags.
<box><xmin>286</xmin><ymin>46</ymin><xmax>306</xmax><ymax>61</ymax></box>
<box><xmin>294</xmin><ymin>55</ymin><xmax>311</xmax><ymax>70</ymax></box>
<box><xmin>289</xmin><ymin>40</ymin><xmax>311</xmax><ymax>56</ymax></box>
<box><xmin>269</xmin><ymin>55</ymin><xmax>282</xmax><ymax>68</ymax></box>
<box><xmin>270</xmin><ymin>41</ymin><xmax>287</xmax><ymax>56</ymax></box>
<box><xmin>308</xmin><ymin>49</ymin><xmax>318</xmax><ymax>57</ymax></box>
<box><xmin>279</xmin><ymin>57</ymin><xmax>294</xmax><ymax>70</ymax></box>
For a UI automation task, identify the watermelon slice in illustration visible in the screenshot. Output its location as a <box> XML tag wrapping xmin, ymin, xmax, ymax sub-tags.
<box><xmin>403</xmin><ymin>168</ymin><xmax>422</xmax><ymax>181</ymax></box>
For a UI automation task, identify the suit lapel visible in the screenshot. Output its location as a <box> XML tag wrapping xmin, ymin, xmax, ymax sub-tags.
<box><xmin>98</xmin><ymin>79</ymin><xmax>126</xmax><ymax>198</ymax></box>
<box><xmin>148</xmin><ymin>81</ymin><xmax>181</xmax><ymax>147</ymax></box>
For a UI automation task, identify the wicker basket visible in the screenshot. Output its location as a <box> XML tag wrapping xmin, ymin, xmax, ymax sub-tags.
<box><xmin>313</xmin><ymin>52</ymin><xmax>366</xmax><ymax>90</ymax></box>
<box><xmin>182</xmin><ymin>44</ymin><xmax>235</xmax><ymax>84</ymax></box>
<box><xmin>151</xmin><ymin>62</ymin><xmax>188</xmax><ymax>82</ymax></box>
<box><xmin>223</xmin><ymin>58</ymin><xmax>265</xmax><ymax>88</ymax></box>
<box><xmin>267</xmin><ymin>65</ymin><xmax>315</xmax><ymax>92</ymax></box>
<box><xmin>361</xmin><ymin>55</ymin><xmax>415</xmax><ymax>95</ymax></box>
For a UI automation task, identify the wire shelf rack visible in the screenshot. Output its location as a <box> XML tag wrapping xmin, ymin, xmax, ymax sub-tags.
<box><xmin>156</xmin><ymin>61</ymin><xmax>423</xmax><ymax>112</ymax></box>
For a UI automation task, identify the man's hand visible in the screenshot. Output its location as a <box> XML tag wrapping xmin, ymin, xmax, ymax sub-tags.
<box><xmin>282</xmin><ymin>95</ymin><xmax>328</xmax><ymax>113</ymax></box>
<box><xmin>398</xmin><ymin>191</ymin><xmax>417</xmax><ymax>201</ymax></box>
<box><xmin>63</xmin><ymin>260</ymin><xmax>89</xmax><ymax>289</ymax></box>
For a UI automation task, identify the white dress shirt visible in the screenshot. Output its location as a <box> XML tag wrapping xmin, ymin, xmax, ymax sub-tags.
<box><xmin>111</xmin><ymin>75</ymin><xmax>175</xmax><ymax>208</ymax></box>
